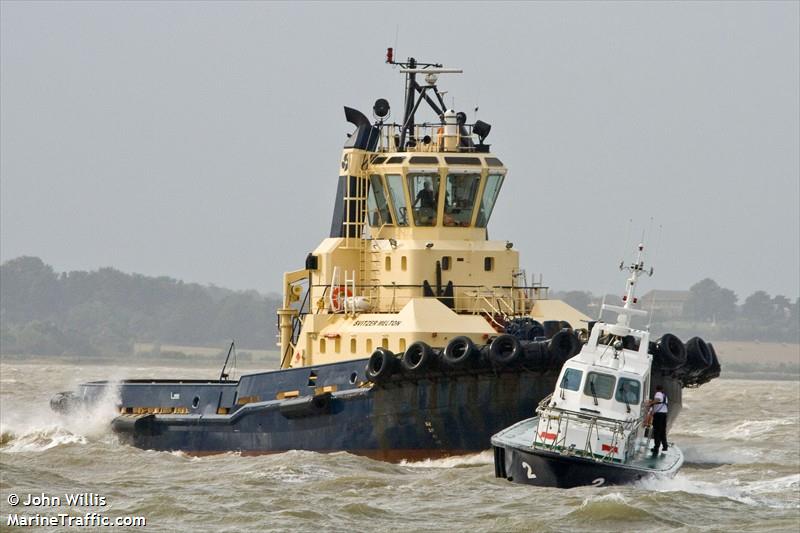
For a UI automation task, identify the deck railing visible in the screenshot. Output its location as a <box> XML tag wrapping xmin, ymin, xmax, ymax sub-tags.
<box><xmin>531</xmin><ymin>395</ymin><xmax>643</xmax><ymax>463</ymax></box>
<box><xmin>307</xmin><ymin>283</ymin><xmax>548</xmax><ymax>316</ymax></box>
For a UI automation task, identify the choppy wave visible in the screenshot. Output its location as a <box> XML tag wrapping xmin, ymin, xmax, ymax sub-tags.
<box><xmin>677</xmin><ymin>417</ymin><xmax>797</xmax><ymax>440</ymax></box>
<box><xmin>636</xmin><ymin>472</ymin><xmax>800</xmax><ymax>509</ymax></box>
<box><xmin>0</xmin><ymin>380</ymin><xmax>120</xmax><ymax>453</ymax></box>
<box><xmin>1</xmin><ymin>363</ymin><xmax>799</xmax><ymax>532</ymax></box>
<box><xmin>400</xmin><ymin>450</ymin><xmax>494</xmax><ymax>469</ymax></box>
<box><xmin>569</xmin><ymin>492</ymin><xmax>665</xmax><ymax>523</ymax></box>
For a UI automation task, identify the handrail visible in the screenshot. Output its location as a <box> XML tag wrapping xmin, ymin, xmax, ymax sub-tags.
<box><xmin>308</xmin><ymin>283</ymin><xmax>549</xmax><ymax>290</ymax></box>
<box><xmin>537</xmin><ymin>404</ymin><xmax>639</xmax><ymax>429</ymax></box>
<box><xmin>306</xmin><ymin>281</ymin><xmax>545</xmax><ymax>316</ymax></box>
<box><xmin>532</xmin><ymin>399</ymin><xmax>644</xmax><ymax>463</ymax></box>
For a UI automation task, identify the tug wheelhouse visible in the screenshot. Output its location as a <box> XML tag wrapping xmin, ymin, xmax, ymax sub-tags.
<box><xmin>277</xmin><ymin>53</ymin><xmax>587</xmax><ymax>369</ymax></box>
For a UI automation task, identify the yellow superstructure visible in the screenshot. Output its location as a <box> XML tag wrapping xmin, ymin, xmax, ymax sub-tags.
<box><xmin>278</xmin><ymin>57</ymin><xmax>588</xmax><ymax>369</ymax></box>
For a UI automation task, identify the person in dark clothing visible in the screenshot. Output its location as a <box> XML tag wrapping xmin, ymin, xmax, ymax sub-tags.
<box><xmin>414</xmin><ymin>181</ymin><xmax>436</xmax><ymax>210</ymax></box>
<box><xmin>647</xmin><ymin>384</ymin><xmax>669</xmax><ymax>455</ymax></box>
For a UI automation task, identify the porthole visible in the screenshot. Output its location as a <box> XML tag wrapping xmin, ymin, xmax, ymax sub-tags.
<box><xmin>192</xmin><ymin>396</ymin><xmax>200</xmax><ymax>409</ymax></box>
<box><xmin>349</xmin><ymin>372</ymin><xmax>358</xmax><ymax>384</ymax></box>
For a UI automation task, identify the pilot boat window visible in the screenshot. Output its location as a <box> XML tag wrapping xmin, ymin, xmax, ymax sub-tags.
<box><xmin>368</xmin><ymin>175</ymin><xmax>393</xmax><ymax>226</ymax></box>
<box><xmin>583</xmin><ymin>372</ymin><xmax>615</xmax><ymax>400</ymax></box>
<box><xmin>408</xmin><ymin>174</ymin><xmax>440</xmax><ymax>226</ymax></box>
<box><xmin>385</xmin><ymin>174</ymin><xmax>409</xmax><ymax>226</ymax></box>
<box><xmin>444</xmin><ymin>174</ymin><xmax>480</xmax><ymax>227</ymax></box>
<box><xmin>560</xmin><ymin>368</ymin><xmax>583</xmax><ymax>391</ymax></box>
<box><xmin>615</xmin><ymin>378</ymin><xmax>641</xmax><ymax>404</ymax></box>
<box><xmin>476</xmin><ymin>174</ymin><xmax>505</xmax><ymax>228</ymax></box>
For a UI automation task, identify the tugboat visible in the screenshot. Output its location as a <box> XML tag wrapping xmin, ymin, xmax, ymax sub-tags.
<box><xmin>50</xmin><ymin>51</ymin><xmax>720</xmax><ymax>460</ymax></box>
<box><xmin>492</xmin><ymin>244</ymin><xmax>687</xmax><ymax>487</ymax></box>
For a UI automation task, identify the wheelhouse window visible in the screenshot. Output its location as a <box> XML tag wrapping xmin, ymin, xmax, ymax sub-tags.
<box><xmin>408</xmin><ymin>174</ymin><xmax>440</xmax><ymax>226</ymax></box>
<box><xmin>583</xmin><ymin>372</ymin><xmax>616</xmax><ymax>400</ymax></box>
<box><xmin>559</xmin><ymin>368</ymin><xmax>583</xmax><ymax>391</ymax></box>
<box><xmin>385</xmin><ymin>174</ymin><xmax>409</xmax><ymax>226</ymax></box>
<box><xmin>367</xmin><ymin>175</ymin><xmax>393</xmax><ymax>227</ymax></box>
<box><xmin>615</xmin><ymin>378</ymin><xmax>641</xmax><ymax>405</ymax></box>
<box><xmin>476</xmin><ymin>173</ymin><xmax>505</xmax><ymax>228</ymax></box>
<box><xmin>444</xmin><ymin>174</ymin><xmax>480</xmax><ymax>227</ymax></box>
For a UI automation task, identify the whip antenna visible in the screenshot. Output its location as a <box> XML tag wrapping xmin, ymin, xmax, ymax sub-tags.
<box><xmin>646</xmin><ymin>224</ymin><xmax>664</xmax><ymax>330</ymax></box>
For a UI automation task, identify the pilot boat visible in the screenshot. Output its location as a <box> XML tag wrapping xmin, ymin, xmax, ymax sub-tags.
<box><xmin>50</xmin><ymin>51</ymin><xmax>720</xmax><ymax>460</ymax></box>
<box><xmin>492</xmin><ymin>245</ymin><xmax>687</xmax><ymax>487</ymax></box>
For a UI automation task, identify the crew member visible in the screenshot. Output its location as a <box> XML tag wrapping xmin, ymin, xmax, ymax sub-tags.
<box><xmin>647</xmin><ymin>384</ymin><xmax>669</xmax><ymax>455</ymax></box>
<box><xmin>414</xmin><ymin>181</ymin><xmax>436</xmax><ymax>209</ymax></box>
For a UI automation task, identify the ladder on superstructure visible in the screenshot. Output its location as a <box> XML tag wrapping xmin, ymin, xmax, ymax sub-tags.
<box><xmin>341</xmin><ymin>167</ymin><xmax>375</xmax><ymax>304</ymax></box>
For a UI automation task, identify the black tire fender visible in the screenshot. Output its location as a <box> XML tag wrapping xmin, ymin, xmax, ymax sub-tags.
<box><xmin>653</xmin><ymin>333</ymin><xmax>687</xmax><ymax>370</ymax></box>
<box><xmin>489</xmin><ymin>334</ymin><xmax>522</xmax><ymax>366</ymax></box>
<box><xmin>442</xmin><ymin>336</ymin><xmax>478</xmax><ymax>368</ymax></box>
<box><xmin>685</xmin><ymin>336</ymin><xmax>712</xmax><ymax>372</ymax></box>
<box><xmin>548</xmin><ymin>329</ymin><xmax>578</xmax><ymax>365</ymax></box>
<box><xmin>365</xmin><ymin>347</ymin><xmax>396</xmax><ymax>383</ymax></box>
<box><xmin>542</xmin><ymin>320</ymin><xmax>561</xmax><ymax>339</ymax></box>
<box><xmin>401</xmin><ymin>341</ymin><xmax>435</xmax><ymax>373</ymax></box>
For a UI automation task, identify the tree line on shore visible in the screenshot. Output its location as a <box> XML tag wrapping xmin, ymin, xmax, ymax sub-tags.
<box><xmin>0</xmin><ymin>257</ymin><xmax>279</xmax><ymax>357</ymax></box>
<box><xmin>1</xmin><ymin>257</ymin><xmax>797</xmax><ymax>358</ymax></box>
<box><xmin>552</xmin><ymin>278</ymin><xmax>799</xmax><ymax>343</ymax></box>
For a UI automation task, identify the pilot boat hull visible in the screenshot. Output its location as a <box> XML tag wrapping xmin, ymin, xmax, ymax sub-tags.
<box><xmin>492</xmin><ymin>417</ymin><xmax>684</xmax><ymax>488</ymax></box>
<box><xmin>63</xmin><ymin>358</ymin><xmax>684</xmax><ymax>460</ymax></box>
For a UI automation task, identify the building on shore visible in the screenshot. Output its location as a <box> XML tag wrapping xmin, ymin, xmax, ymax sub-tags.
<box><xmin>639</xmin><ymin>290</ymin><xmax>691</xmax><ymax>319</ymax></box>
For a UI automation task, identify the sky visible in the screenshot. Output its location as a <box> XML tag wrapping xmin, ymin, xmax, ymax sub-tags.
<box><xmin>1</xmin><ymin>1</ymin><xmax>798</xmax><ymax>300</ymax></box>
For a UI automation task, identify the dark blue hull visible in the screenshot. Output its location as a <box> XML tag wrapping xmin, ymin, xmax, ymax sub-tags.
<box><xmin>62</xmin><ymin>358</ymin><xmax>684</xmax><ymax>461</ymax></box>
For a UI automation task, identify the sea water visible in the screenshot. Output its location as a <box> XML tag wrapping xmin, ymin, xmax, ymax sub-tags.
<box><xmin>1</xmin><ymin>361</ymin><xmax>798</xmax><ymax>532</ymax></box>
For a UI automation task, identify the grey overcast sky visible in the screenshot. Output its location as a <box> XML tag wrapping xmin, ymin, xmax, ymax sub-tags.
<box><xmin>1</xmin><ymin>1</ymin><xmax>798</xmax><ymax>299</ymax></box>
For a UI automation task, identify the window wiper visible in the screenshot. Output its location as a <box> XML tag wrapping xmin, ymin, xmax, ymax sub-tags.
<box><xmin>590</xmin><ymin>381</ymin><xmax>599</xmax><ymax>406</ymax></box>
<box><xmin>620</xmin><ymin>387</ymin><xmax>631</xmax><ymax>413</ymax></box>
<box><xmin>559</xmin><ymin>376</ymin><xmax>567</xmax><ymax>400</ymax></box>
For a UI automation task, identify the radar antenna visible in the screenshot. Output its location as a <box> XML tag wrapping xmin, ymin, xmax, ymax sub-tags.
<box><xmin>385</xmin><ymin>48</ymin><xmax>462</xmax><ymax>151</ymax></box>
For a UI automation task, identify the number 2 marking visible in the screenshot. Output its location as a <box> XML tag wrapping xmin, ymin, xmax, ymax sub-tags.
<box><xmin>522</xmin><ymin>462</ymin><xmax>537</xmax><ymax>479</ymax></box>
